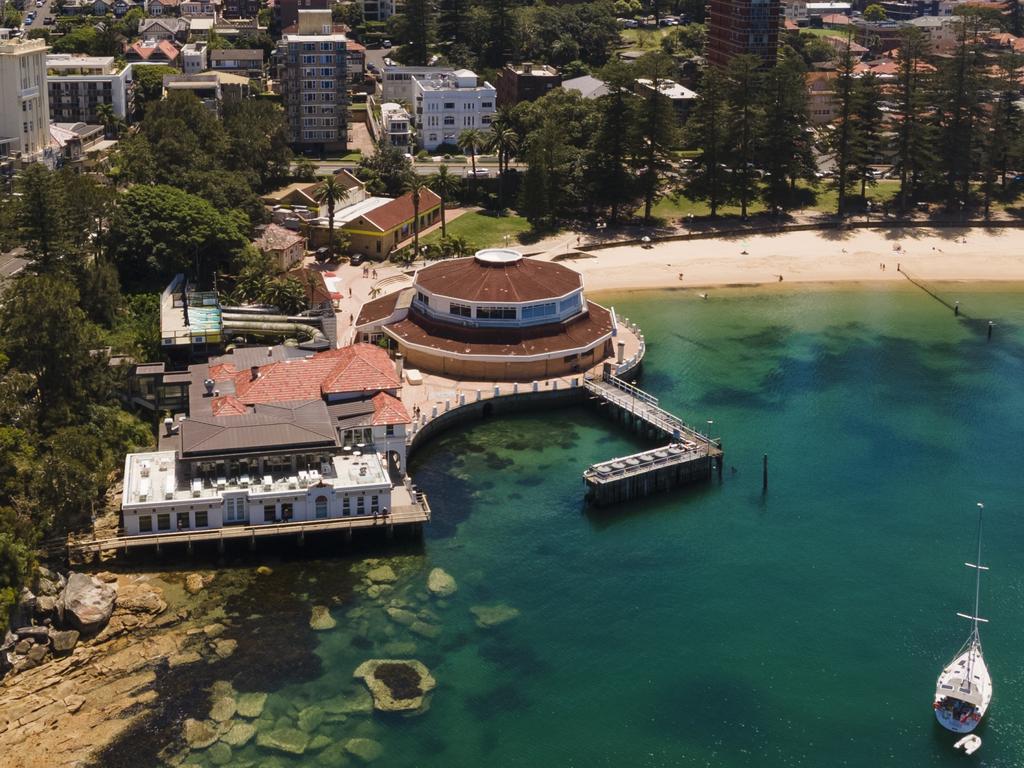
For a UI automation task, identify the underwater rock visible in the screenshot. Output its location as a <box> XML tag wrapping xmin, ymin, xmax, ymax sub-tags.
<box><xmin>309</xmin><ymin>605</ymin><xmax>337</xmax><ymax>631</ymax></box>
<box><xmin>220</xmin><ymin>722</ymin><xmax>256</xmax><ymax>748</ymax></box>
<box><xmin>256</xmin><ymin>727</ymin><xmax>309</xmax><ymax>755</ymax></box>
<box><xmin>297</xmin><ymin>705</ymin><xmax>324</xmax><ymax>733</ymax></box>
<box><xmin>344</xmin><ymin>737</ymin><xmax>384</xmax><ymax>763</ymax></box>
<box><xmin>470</xmin><ymin>604</ymin><xmax>520</xmax><ymax>628</ymax></box>
<box><xmin>409</xmin><ymin>621</ymin><xmax>441</xmax><ymax>639</ymax></box>
<box><xmin>365</xmin><ymin>566</ymin><xmax>397</xmax><ymax>584</ymax></box>
<box><xmin>182</xmin><ymin>718</ymin><xmax>219</xmax><ymax>749</ymax></box>
<box><xmin>353</xmin><ymin>659</ymin><xmax>436</xmax><ymax>713</ymax></box>
<box><xmin>207</xmin><ymin>742</ymin><xmax>232</xmax><ymax>766</ymax></box>
<box><xmin>385</xmin><ymin>607</ymin><xmax>416</xmax><ymax>627</ymax></box>
<box><xmin>236</xmin><ymin>692</ymin><xmax>268</xmax><ymax>719</ymax></box>
<box><xmin>426</xmin><ymin>569</ymin><xmax>457</xmax><ymax>597</ymax></box>
<box><xmin>209</xmin><ymin>695</ymin><xmax>236</xmax><ymax>722</ymax></box>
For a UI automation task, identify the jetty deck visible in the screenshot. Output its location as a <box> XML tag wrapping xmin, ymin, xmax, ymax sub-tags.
<box><xmin>582</xmin><ymin>371</ymin><xmax>722</xmax><ymax>505</ymax></box>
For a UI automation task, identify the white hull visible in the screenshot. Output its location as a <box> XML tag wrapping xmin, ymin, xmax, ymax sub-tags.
<box><xmin>933</xmin><ymin>644</ymin><xmax>991</xmax><ymax>734</ymax></box>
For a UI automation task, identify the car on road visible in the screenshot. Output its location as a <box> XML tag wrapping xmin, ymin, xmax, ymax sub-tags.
<box><xmin>382</xmin><ymin>39</ymin><xmax>392</xmax><ymax>48</ymax></box>
<box><xmin>43</xmin><ymin>16</ymin><xmax>53</xmax><ymax>24</ymax></box>
<box><xmin>465</xmin><ymin>168</ymin><xmax>490</xmax><ymax>178</ymax></box>
<box><xmin>383</xmin><ymin>57</ymin><xmax>395</xmax><ymax>66</ymax></box>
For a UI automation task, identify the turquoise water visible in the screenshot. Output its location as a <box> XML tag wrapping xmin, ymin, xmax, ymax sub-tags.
<box><xmin>147</xmin><ymin>286</ymin><xmax>1024</xmax><ymax>767</ymax></box>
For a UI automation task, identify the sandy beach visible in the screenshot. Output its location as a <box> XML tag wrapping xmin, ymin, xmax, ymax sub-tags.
<box><xmin>534</xmin><ymin>227</ymin><xmax>1024</xmax><ymax>292</ymax></box>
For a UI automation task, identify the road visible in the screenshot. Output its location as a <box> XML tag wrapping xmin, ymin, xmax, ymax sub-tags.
<box><xmin>20</xmin><ymin>0</ymin><xmax>56</xmax><ymax>29</ymax></box>
<box><xmin>313</xmin><ymin>160</ymin><xmax>526</xmax><ymax>177</ymax></box>
<box><xmin>0</xmin><ymin>248</ymin><xmax>27</xmax><ymax>284</ymax></box>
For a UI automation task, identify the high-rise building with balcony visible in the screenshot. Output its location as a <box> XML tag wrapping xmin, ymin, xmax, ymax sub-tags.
<box><xmin>706</xmin><ymin>0</ymin><xmax>781</xmax><ymax>68</ymax></box>
<box><xmin>278</xmin><ymin>10</ymin><xmax>348</xmax><ymax>153</ymax></box>
<box><xmin>0</xmin><ymin>37</ymin><xmax>51</xmax><ymax>160</ymax></box>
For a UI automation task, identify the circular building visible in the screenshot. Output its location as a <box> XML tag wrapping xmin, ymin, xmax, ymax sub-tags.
<box><xmin>355</xmin><ymin>250</ymin><xmax>616</xmax><ymax>381</ymax></box>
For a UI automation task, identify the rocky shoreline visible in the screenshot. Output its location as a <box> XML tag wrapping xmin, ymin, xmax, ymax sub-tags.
<box><xmin>0</xmin><ymin>550</ymin><xmax>518</xmax><ymax>768</ymax></box>
<box><xmin>0</xmin><ymin>563</ymin><xmax>250</xmax><ymax>768</ymax></box>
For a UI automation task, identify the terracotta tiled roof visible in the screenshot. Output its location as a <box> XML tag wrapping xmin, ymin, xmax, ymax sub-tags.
<box><xmin>212</xmin><ymin>344</ymin><xmax>399</xmax><ymax>405</ymax></box>
<box><xmin>360</xmin><ymin>190</ymin><xmax>441</xmax><ymax>232</ymax></box>
<box><xmin>255</xmin><ymin>223</ymin><xmax>305</xmax><ymax>252</ymax></box>
<box><xmin>413</xmin><ymin>255</ymin><xmax>582</xmax><ymax>303</ymax></box>
<box><xmin>129</xmin><ymin>39</ymin><xmax>179</xmax><ymax>60</ymax></box>
<box><xmin>210</xmin><ymin>394</ymin><xmax>249</xmax><ymax>416</ymax></box>
<box><xmin>385</xmin><ymin>302</ymin><xmax>613</xmax><ymax>358</ymax></box>
<box><xmin>371</xmin><ymin>392</ymin><xmax>410</xmax><ymax>426</ymax></box>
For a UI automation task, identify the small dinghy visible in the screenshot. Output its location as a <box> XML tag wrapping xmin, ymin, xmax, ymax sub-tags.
<box><xmin>954</xmin><ymin>734</ymin><xmax>981</xmax><ymax>755</ymax></box>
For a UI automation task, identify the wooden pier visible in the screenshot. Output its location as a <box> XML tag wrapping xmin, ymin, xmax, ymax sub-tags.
<box><xmin>67</xmin><ymin>495</ymin><xmax>430</xmax><ymax>560</ymax></box>
<box><xmin>583</xmin><ymin>371</ymin><xmax>722</xmax><ymax>506</ymax></box>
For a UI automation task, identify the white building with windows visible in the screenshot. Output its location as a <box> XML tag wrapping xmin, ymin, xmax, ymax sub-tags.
<box><xmin>119</xmin><ymin>343</ymin><xmax>412</xmax><ymax>536</ymax></box>
<box><xmin>46</xmin><ymin>54</ymin><xmax>135</xmax><ymax>124</ymax></box>
<box><xmin>413</xmin><ymin>69</ymin><xmax>496</xmax><ymax>152</ymax></box>
<box><xmin>381</xmin><ymin>65</ymin><xmax>453</xmax><ymax>106</ymax></box>
<box><xmin>380</xmin><ymin>101</ymin><xmax>412</xmax><ymax>151</ymax></box>
<box><xmin>0</xmin><ymin>37</ymin><xmax>51</xmax><ymax>161</ymax></box>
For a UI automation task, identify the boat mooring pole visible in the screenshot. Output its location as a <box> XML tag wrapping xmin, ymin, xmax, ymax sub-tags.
<box><xmin>762</xmin><ymin>454</ymin><xmax>768</xmax><ymax>492</ymax></box>
<box><xmin>987</xmin><ymin>321</ymin><xmax>993</xmax><ymax>341</ymax></box>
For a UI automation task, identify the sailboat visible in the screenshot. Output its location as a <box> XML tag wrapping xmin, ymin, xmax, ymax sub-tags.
<box><xmin>933</xmin><ymin>502</ymin><xmax>992</xmax><ymax>734</ymax></box>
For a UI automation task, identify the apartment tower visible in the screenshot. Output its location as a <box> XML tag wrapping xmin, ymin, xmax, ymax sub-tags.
<box><xmin>706</xmin><ymin>0</ymin><xmax>781</xmax><ymax>68</ymax></box>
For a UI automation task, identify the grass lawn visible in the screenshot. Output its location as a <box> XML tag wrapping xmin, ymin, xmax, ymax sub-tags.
<box><xmin>648</xmin><ymin>179</ymin><xmax>903</xmax><ymax>221</ymax></box>
<box><xmin>422</xmin><ymin>211</ymin><xmax>535</xmax><ymax>249</ymax></box>
<box><xmin>620</xmin><ymin>27</ymin><xmax>672</xmax><ymax>50</ymax></box>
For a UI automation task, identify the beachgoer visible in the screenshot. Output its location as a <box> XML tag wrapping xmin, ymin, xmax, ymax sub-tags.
<box><xmin>678</xmin><ymin>273</ymin><xmax>684</xmax><ymax>280</ymax></box>
<box><xmin>778</xmin><ymin>275</ymin><xmax>783</xmax><ymax>282</ymax></box>
<box><xmin>349</xmin><ymin>313</ymin><xmax>353</xmax><ymax>323</ymax></box>
<box><xmin>348</xmin><ymin>287</ymin><xmax>352</xmax><ymax>297</ymax></box>
<box><xmin>741</xmin><ymin>250</ymin><xmax>748</xmax><ymax>255</ymax></box>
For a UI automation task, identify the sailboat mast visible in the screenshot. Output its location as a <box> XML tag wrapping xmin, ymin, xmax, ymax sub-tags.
<box><xmin>973</xmin><ymin>502</ymin><xmax>983</xmax><ymax>639</ymax></box>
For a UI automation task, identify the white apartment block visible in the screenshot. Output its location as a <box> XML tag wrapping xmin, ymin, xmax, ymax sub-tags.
<box><xmin>181</xmin><ymin>42</ymin><xmax>209</xmax><ymax>75</ymax></box>
<box><xmin>380</xmin><ymin>101</ymin><xmax>412</xmax><ymax>152</ymax></box>
<box><xmin>0</xmin><ymin>37</ymin><xmax>51</xmax><ymax>160</ymax></box>
<box><xmin>279</xmin><ymin>10</ymin><xmax>348</xmax><ymax>151</ymax></box>
<box><xmin>413</xmin><ymin>70</ymin><xmax>496</xmax><ymax>152</ymax></box>
<box><xmin>381</xmin><ymin>64</ymin><xmax>453</xmax><ymax>106</ymax></box>
<box><xmin>46</xmin><ymin>55</ymin><xmax>136</xmax><ymax>124</ymax></box>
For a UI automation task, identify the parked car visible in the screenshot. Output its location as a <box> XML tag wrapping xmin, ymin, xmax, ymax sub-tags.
<box><xmin>349</xmin><ymin>253</ymin><xmax>367</xmax><ymax>266</ymax></box>
<box><xmin>43</xmin><ymin>16</ymin><xmax>53</xmax><ymax>24</ymax></box>
<box><xmin>382</xmin><ymin>39</ymin><xmax>392</xmax><ymax>49</ymax></box>
<box><xmin>36</xmin><ymin>1</ymin><xmax>44</xmax><ymax>7</ymax></box>
<box><xmin>383</xmin><ymin>57</ymin><xmax>395</xmax><ymax>66</ymax></box>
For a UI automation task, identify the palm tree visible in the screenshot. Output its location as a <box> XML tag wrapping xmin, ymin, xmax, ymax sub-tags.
<box><xmin>457</xmin><ymin>128</ymin><xmax>485</xmax><ymax>200</ymax></box>
<box><xmin>403</xmin><ymin>173</ymin><xmax>429</xmax><ymax>260</ymax></box>
<box><xmin>95</xmin><ymin>103</ymin><xmax>117</xmax><ymax>139</ymax></box>
<box><xmin>430</xmin><ymin>164</ymin><xmax>460</xmax><ymax>237</ymax></box>
<box><xmin>487</xmin><ymin>125</ymin><xmax>519</xmax><ymax>213</ymax></box>
<box><xmin>314</xmin><ymin>175</ymin><xmax>346</xmax><ymax>259</ymax></box>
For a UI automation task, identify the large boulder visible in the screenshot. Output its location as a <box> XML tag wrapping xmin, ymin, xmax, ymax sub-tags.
<box><xmin>353</xmin><ymin>659</ymin><xmax>436</xmax><ymax>713</ymax></box>
<box><xmin>49</xmin><ymin>629</ymin><xmax>79</xmax><ymax>655</ymax></box>
<box><xmin>34</xmin><ymin>566</ymin><xmax>65</xmax><ymax>597</ymax></box>
<box><xmin>60</xmin><ymin>573</ymin><xmax>117</xmax><ymax>635</ymax></box>
<box><xmin>184</xmin><ymin>573</ymin><xmax>205</xmax><ymax>595</ymax></box>
<box><xmin>426</xmin><ymin>568</ymin><xmax>457</xmax><ymax>597</ymax></box>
